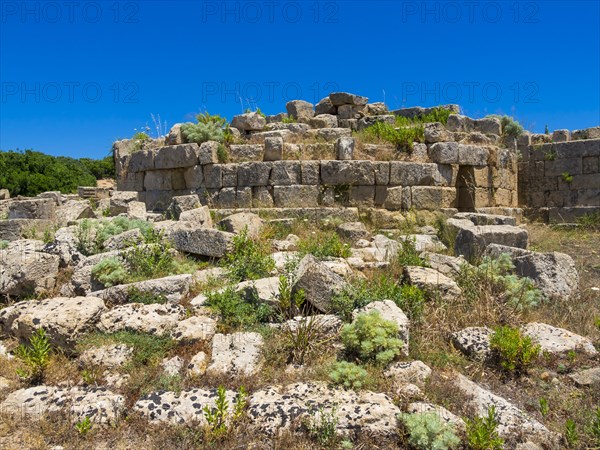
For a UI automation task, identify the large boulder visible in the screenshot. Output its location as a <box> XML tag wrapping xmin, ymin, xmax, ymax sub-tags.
<box><xmin>403</xmin><ymin>266</ymin><xmax>462</xmax><ymax>301</ymax></box>
<box><xmin>0</xmin><ymin>296</ymin><xmax>106</xmax><ymax>350</ymax></box>
<box><xmin>248</xmin><ymin>382</ymin><xmax>400</xmax><ymax>437</ymax></box>
<box><xmin>109</xmin><ymin>191</ymin><xmax>138</xmax><ymax>215</ymax></box>
<box><xmin>1</xmin><ymin>240</ymin><xmax>60</xmax><ymax>298</ymax></box>
<box><xmin>79</xmin><ymin>344</ymin><xmax>133</xmax><ymax>369</ymax></box>
<box><xmin>286</xmin><ymin>100</ymin><xmax>315</xmax><ymax>123</ymax></box>
<box><xmin>1</xmin><ymin>386</ymin><xmax>125</xmax><ymax>424</ymax></box>
<box><xmin>179</xmin><ymin>206</ymin><xmax>212</xmax><ymax>228</ymax></box>
<box><xmin>217</xmin><ymin>212</ymin><xmax>264</xmax><ymax>239</ymax></box>
<box><xmin>207</xmin><ymin>332</ymin><xmax>263</xmax><ymax>375</ymax></box>
<box><xmin>453</xmin><ymin>373</ymin><xmax>559</xmax><ymax>446</ymax></box>
<box><xmin>7</xmin><ymin>198</ymin><xmax>56</xmax><ymax>220</ymax></box>
<box><xmin>56</xmin><ymin>200</ymin><xmax>95</xmax><ymax>223</ymax></box>
<box><xmin>97</xmin><ymin>303</ymin><xmax>186</xmax><ymax>336</ymax></box>
<box><xmin>170</xmin><ymin>222</ymin><xmax>234</xmax><ymax>258</ymax></box>
<box><xmin>291</xmin><ymin>254</ymin><xmax>349</xmax><ymax>313</ymax></box>
<box><xmin>485</xmin><ymin>244</ymin><xmax>578</xmax><ymax>299</ymax></box>
<box><xmin>329</xmin><ymin>92</ymin><xmax>369</xmax><ymax>106</ymax></box>
<box><xmin>166</xmin><ymin>194</ymin><xmax>201</xmax><ymax>220</ymax></box>
<box><xmin>231</xmin><ymin>112</ymin><xmax>267</xmax><ymax>132</ymax></box>
<box><xmin>89</xmin><ymin>274</ymin><xmax>193</xmax><ymax>304</ymax></box>
<box><xmin>336</xmin><ymin>221</ymin><xmax>370</xmax><ymax>242</ymax></box>
<box><xmin>446</xmin><ymin>217</ymin><xmax>528</xmax><ymax>260</ymax></box>
<box><xmin>522</xmin><ymin>323</ymin><xmax>597</xmax><ymax>356</ymax></box>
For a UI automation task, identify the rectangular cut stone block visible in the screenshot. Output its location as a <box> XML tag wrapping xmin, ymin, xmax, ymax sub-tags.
<box><xmin>545</xmin><ymin>158</ymin><xmax>582</xmax><ymax>177</ymax></box>
<box><xmin>301</xmin><ymin>161</ymin><xmax>320</xmax><ymax>184</ymax></box>
<box><xmin>118</xmin><ymin>172</ymin><xmax>144</xmax><ymax>191</ymax></box>
<box><xmin>216</xmin><ymin>187</ymin><xmax>252</xmax><ymax>208</ymax></box>
<box><xmin>374</xmin><ymin>162</ymin><xmax>390</xmax><ymax>185</ymax></box>
<box><xmin>320</xmin><ymin>160</ymin><xmax>375</xmax><ymax>185</ymax></box>
<box><xmin>349</xmin><ymin>186</ymin><xmax>375</xmax><ymax>207</ymax></box>
<box><xmin>429</xmin><ymin>142</ymin><xmax>459</xmax><ymax>164</ymax></box>
<box><xmin>203</xmin><ymin>165</ymin><xmax>222</xmax><ymax>189</ymax></box>
<box><xmin>7</xmin><ymin>198</ymin><xmax>57</xmax><ymax>220</ymax></box>
<box><xmin>171</xmin><ymin>170</ymin><xmax>186</xmax><ymax>190</ymax></box>
<box><xmin>264</xmin><ymin>137</ymin><xmax>284</xmax><ymax>161</ymax></box>
<box><xmin>221</xmin><ymin>164</ymin><xmax>238</xmax><ymax>187</ymax></box>
<box><xmin>198</xmin><ymin>141</ymin><xmax>220</xmax><ymax>165</ymax></box>
<box><xmin>554</xmin><ymin>140</ymin><xmax>600</xmax><ymax>159</ymax></box>
<box><xmin>252</xmin><ymin>186</ymin><xmax>274</xmax><ymax>207</ymax></box>
<box><xmin>383</xmin><ymin>186</ymin><xmax>404</xmax><ymax>210</ymax></box>
<box><xmin>184</xmin><ymin>166</ymin><xmax>204</xmax><ymax>189</ymax></box>
<box><xmin>154</xmin><ymin>144</ymin><xmax>200</xmax><ymax>170</ymax></box>
<box><xmin>128</xmin><ymin>149</ymin><xmax>155</xmax><ymax>172</ymax></box>
<box><xmin>458</xmin><ymin>145</ymin><xmax>489</xmax><ymax>166</ymax></box>
<box><xmin>273</xmin><ymin>185</ymin><xmax>320</xmax><ymax>207</ymax></box>
<box><xmin>229</xmin><ymin>144</ymin><xmax>264</xmax><ymax>162</ymax></box>
<box><xmin>389</xmin><ymin>162</ymin><xmax>452</xmax><ymax>186</ymax></box>
<box><xmin>238</xmin><ymin>162</ymin><xmax>272</xmax><ymax>186</ymax></box>
<box><xmin>494</xmin><ymin>188</ymin><xmax>512</xmax><ymax>206</ymax></box>
<box><xmin>411</xmin><ymin>187</ymin><xmax>456</xmax><ymax>210</ymax></box>
<box><xmin>472</xmin><ymin>167</ymin><xmax>492</xmax><ymax>187</ymax></box>
<box><xmin>577</xmin><ymin>189</ymin><xmax>600</xmax><ymax>206</ymax></box>
<box><xmin>583</xmin><ymin>156</ymin><xmax>599</xmax><ymax>174</ymax></box>
<box><xmin>374</xmin><ymin>186</ymin><xmax>388</xmax><ymax>206</ymax></box>
<box><xmin>144</xmin><ymin>170</ymin><xmax>173</xmax><ymax>191</ymax></box>
<box><xmin>269</xmin><ymin>161</ymin><xmax>301</xmax><ymax>186</ymax></box>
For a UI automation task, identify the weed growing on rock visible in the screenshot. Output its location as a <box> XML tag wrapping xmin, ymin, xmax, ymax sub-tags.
<box><xmin>75</xmin><ymin>416</ymin><xmax>92</xmax><ymax>435</ymax></box>
<box><xmin>489</xmin><ymin>326</ymin><xmax>540</xmax><ymax>375</ymax></box>
<box><xmin>281</xmin><ymin>316</ymin><xmax>331</xmax><ymax>365</ymax></box>
<box><xmin>180</xmin><ymin>122</ymin><xmax>224</xmax><ymax>145</ymax></box>
<box><xmin>91</xmin><ymin>257</ymin><xmax>128</xmax><ymax>287</ymax></box>
<box><xmin>15</xmin><ymin>328</ymin><xmax>52</xmax><ymax>383</ymax></box>
<box><xmin>328</xmin><ymin>361</ymin><xmax>368</xmax><ymax>390</ymax></box>
<box><xmin>0</xmin><ymin>240</ymin><xmax>8</xmax><ymax>249</ymax></box>
<box><xmin>75</xmin><ymin>217</ymin><xmax>154</xmax><ymax>256</ymax></box>
<box><xmin>203</xmin><ymin>386</ymin><xmax>248</xmax><ymax>441</ymax></box>
<box><xmin>341</xmin><ymin>310</ymin><xmax>403</xmax><ymax>366</ymax></box>
<box><xmin>577</xmin><ymin>211</ymin><xmax>600</xmax><ymax>231</ymax></box>
<box><xmin>465</xmin><ymin>406</ymin><xmax>504</xmax><ymax>450</ymax></box>
<box><xmin>126</xmin><ymin>286</ymin><xmax>168</xmax><ymax>305</ymax></box>
<box><xmin>399</xmin><ymin>411</ymin><xmax>460</xmax><ymax>450</ymax></box>
<box><xmin>206</xmin><ymin>287</ymin><xmax>272</xmax><ymax>332</ymax></box>
<box><xmin>297</xmin><ymin>230</ymin><xmax>351</xmax><ymax>259</ymax></box>
<box><xmin>222</xmin><ymin>227</ymin><xmax>275</xmax><ymax>282</ymax></box>
<box><xmin>487</xmin><ymin>115</ymin><xmax>524</xmax><ymax>138</ymax></box>
<box><xmin>304</xmin><ymin>406</ymin><xmax>340</xmax><ymax>448</ymax></box>
<box><xmin>565</xmin><ymin>418</ymin><xmax>579</xmax><ymax>448</ymax></box>
<box><xmin>397</xmin><ymin>237</ymin><xmax>429</xmax><ymax>267</ymax></box>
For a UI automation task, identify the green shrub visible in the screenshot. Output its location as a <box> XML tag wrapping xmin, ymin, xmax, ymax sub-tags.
<box><xmin>489</xmin><ymin>326</ymin><xmax>540</xmax><ymax>374</ymax></box>
<box><xmin>399</xmin><ymin>411</ymin><xmax>461</xmax><ymax>450</ymax></box>
<box><xmin>398</xmin><ymin>237</ymin><xmax>429</xmax><ymax>267</ymax></box>
<box><xmin>75</xmin><ymin>416</ymin><xmax>92</xmax><ymax>435</ymax></box>
<box><xmin>130</xmin><ymin>131</ymin><xmax>151</xmax><ymax>152</ymax></box>
<box><xmin>196</xmin><ymin>111</ymin><xmax>227</xmax><ymax>128</ymax></box>
<box><xmin>341</xmin><ymin>310</ymin><xmax>403</xmax><ymax>366</ymax></box>
<box><xmin>457</xmin><ymin>253</ymin><xmax>542</xmax><ymax>310</ymax></box>
<box><xmin>331</xmin><ymin>275</ymin><xmax>426</xmax><ymax>322</ymax></box>
<box><xmin>590</xmin><ymin>407</ymin><xmax>600</xmax><ymax>445</ymax></box>
<box><xmin>329</xmin><ymin>361</ymin><xmax>368</xmax><ymax>389</ymax></box>
<box><xmin>91</xmin><ymin>257</ymin><xmax>128</xmax><ymax>287</ymax></box>
<box><xmin>206</xmin><ymin>287</ymin><xmax>272</xmax><ymax>331</ymax></box>
<box><xmin>203</xmin><ymin>385</ymin><xmax>248</xmax><ymax>440</ymax></box>
<box><xmin>357</xmin><ymin>120</ymin><xmax>424</xmax><ymax>151</ymax></box>
<box><xmin>216</xmin><ymin>144</ymin><xmax>229</xmax><ymax>163</ymax></box>
<box><xmin>221</xmin><ymin>227</ymin><xmax>275</xmax><ymax>282</ymax></box>
<box><xmin>75</xmin><ymin>217</ymin><xmax>154</xmax><ymax>256</ymax></box>
<box><xmin>0</xmin><ymin>240</ymin><xmax>8</xmax><ymax>250</ymax></box>
<box><xmin>122</xmin><ymin>241</ymin><xmax>176</xmax><ymax>282</ymax></box>
<box><xmin>14</xmin><ymin>328</ymin><xmax>52</xmax><ymax>383</ymax></box>
<box><xmin>298</xmin><ymin>230</ymin><xmax>351</xmax><ymax>259</ymax></box>
<box><xmin>281</xmin><ymin>315</ymin><xmax>329</xmax><ymax>365</ymax></box>
<box><xmin>282</xmin><ymin>116</ymin><xmax>297</xmax><ymax>124</ymax></box>
<box><xmin>126</xmin><ymin>286</ymin><xmax>168</xmax><ymax>305</ymax></box>
<box><xmin>276</xmin><ymin>274</ymin><xmax>306</xmax><ymax>320</ymax></box>
<box><xmin>565</xmin><ymin>419</ymin><xmax>578</xmax><ymax>448</ymax></box>
<box><xmin>181</xmin><ymin>121</ymin><xmax>224</xmax><ymax>144</ymax></box>
<box><xmin>304</xmin><ymin>406</ymin><xmax>340</xmax><ymax>447</ymax></box>
<box><xmin>487</xmin><ymin>115</ymin><xmax>524</xmax><ymax>139</ymax></box>
<box><xmin>465</xmin><ymin>406</ymin><xmax>504</xmax><ymax>450</ymax></box>
<box><xmin>577</xmin><ymin>211</ymin><xmax>600</xmax><ymax>231</ymax></box>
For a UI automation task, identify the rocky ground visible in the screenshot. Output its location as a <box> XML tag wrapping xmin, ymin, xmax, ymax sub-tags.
<box><xmin>0</xmin><ymin>193</ymin><xmax>599</xmax><ymax>449</ymax></box>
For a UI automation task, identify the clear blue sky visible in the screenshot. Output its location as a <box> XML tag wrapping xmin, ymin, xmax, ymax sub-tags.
<box><xmin>1</xmin><ymin>0</ymin><xmax>599</xmax><ymax>159</ymax></box>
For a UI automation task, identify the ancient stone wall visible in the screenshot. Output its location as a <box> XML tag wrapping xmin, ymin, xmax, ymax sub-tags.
<box><xmin>518</xmin><ymin>128</ymin><xmax>600</xmax><ymax>222</ymax></box>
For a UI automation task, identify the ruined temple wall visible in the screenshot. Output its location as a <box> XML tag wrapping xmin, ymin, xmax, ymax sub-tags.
<box><xmin>115</xmin><ymin>139</ymin><xmax>518</xmax><ymax>213</ymax></box>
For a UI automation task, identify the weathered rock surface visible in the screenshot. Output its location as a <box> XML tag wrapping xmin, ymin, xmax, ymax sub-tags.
<box><xmin>403</xmin><ymin>266</ymin><xmax>462</xmax><ymax>300</ymax></box>
<box><xmin>453</xmin><ymin>373</ymin><xmax>559</xmax><ymax>446</ymax></box>
<box><xmin>1</xmin><ymin>239</ymin><xmax>60</xmax><ymax>297</ymax></box>
<box><xmin>385</xmin><ymin>361</ymin><xmax>432</xmax><ymax>385</ymax></box>
<box><xmin>89</xmin><ymin>274</ymin><xmax>193</xmax><ymax>304</ymax></box>
<box><xmin>451</xmin><ymin>327</ymin><xmax>493</xmax><ymax>360</ymax></box>
<box><xmin>166</xmin><ymin>194</ymin><xmax>201</xmax><ymax>220</ymax></box>
<box><xmin>569</xmin><ymin>367</ymin><xmax>600</xmax><ymax>386</ymax></box>
<box><xmin>79</xmin><ymin>344</ymin><xmax>133</xmax><ymax>369</ymax></box>
<box><xmin>207</xmin><ymin>332</ymin><xmax>263</xmax><ymax>375</ymax></box>
<box><xmin>291</xmin><ymin>254</ymin><xmax>349</xmax><ymax>313</ymax></box>
<box><xmin>522</xmin><ymin>322</ymin><xmax>597</xmax><ymax>356</ymax></box>
<box><xmin>353</xmin><ymin>300</ymin><xmax>410</xmax><ymax>353</ymax></box>
<box><xmin>170</xmin><ymin>315</ymin><xmax>216</xmax><ymax>342</ymax></box>
<box><xmin>485</xmin><ymin>244</ymin><xmax>578</xmax><ymax>299</ymax></box>
<box><xmin>97</xmin><ymin>303</ymin><xmax>186</xmax><ymax>336</ymax></box>
<box><xmin>248</xmin><ymin>382</ymin><xmax>400</xmax><ymax>436</ymax></box>
<box><xmin>336</xmin><ymin>222</ymin><xmax>370</xmax><ymax>242</ymax></box>
<box><xmin>0</xmin><ymin>296</ymin><xmax>105</xmax><ymax>350</ymax></box>
<box><xmin>405</xmin><ymin>402</ymin><xmax>465</xmax><ymax>430</ymax></box>
<box><xmin>421</xmin><ymin>252</ymin><xmax>468</xmax><ymax>277</ymax></box>
<box><xmin>1</xmin><ymin>386</ymin><xmax>125</xmax><ymax>424</ymax></box>
<box><xmin>218</xmin><ymin>212</ymin><xmax>264</xmax><ymax>239</ymax></box>
<box><xmin>170</xmin><ymin>222</ymin><xmax>233</xmax><ymax>258</ymax></box>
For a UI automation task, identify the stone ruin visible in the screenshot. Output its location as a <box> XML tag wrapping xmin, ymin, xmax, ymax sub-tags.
<box><xmin>107</xmin><ymin>92</ymin><xmax>599</xmax><ymax>223</ymax></box>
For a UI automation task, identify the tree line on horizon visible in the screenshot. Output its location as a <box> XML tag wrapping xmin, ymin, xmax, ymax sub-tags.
<box><xmin>0</xmin><ymin>149</ymin><xmax>115</xmax><ymax>197</ymax></box>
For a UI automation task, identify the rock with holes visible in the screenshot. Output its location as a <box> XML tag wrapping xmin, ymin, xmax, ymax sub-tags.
<box><xmin>451</xmin><ymin>327</ymin><xmax>493</xmax><ymax>360</ymax></box>
<box><xmin>522</xmin><ymin>323</ymin><xmax>597</xmax><ymax>356</ymax></box>
<box><xmin>42</xmin><ymin>225</ymin><xmax>85</xmax><ymax>268</ymax></box>
<box><xmin>0</xmin><ymin>296</ymin><xmax>105</xmax><ymax>350</ymax></box>
<box><xmin>248</xmin><ymin>382</ymin><xmax>400</xmax><ymax>436</ymax></box>
<box><xmin>453</xmin><ymin>373</ymin><xmax>560</xmax><ymax>447</ymax></box>
<box><xmin>385</xmin><ymin>361</ymin><xmax>432</xmax><ymax>385</ymax></box>
<box><xmin>291</xmin><ymin>254</ymin><xmax>349</xmax><ymax>313</ymax></box>
<box><xmin>405</xmin><ymin>402</ymin><xmax>465</xmax><ymax>431</ymax></box>
<box><xmin>403</xmin><ymin>266</ymin><xmax>462</xmax><ymax>300</ymax></box>
<box><xmin>96</xmin><ymin>303</ymin><xmax>186</xmax><ymax>336</ymax></box>
<box><xmin>162</xmin><ymin>356</ymin><xmax>184</xmax><ymax>376</ymax></box>
<box><xmin>1</xmin><ymin>239</ymin><xmax>60</xmax><ymax>298</ymax></box>
<box><xmin>79</xmin><ymin>344</ymin><xmax>133</xmax><ymax>369</ymax></box>
<box><xmin>133</xmin><ymin>388</ymin><xmax>238</xmax><ymax>425</ymax></box>
<box><xmin>485</xmin><ymin>244</ymin><xmax>578</xmax><ymax>300</ymax></box>
<box><xmin>170</xmin><ymin>315</ymin><xmax>216</xmax><ymax>343</ymax></box>
<box><xmin>1</xmin><ymin>386</ymin><xmax>125</xmax><ymax>424</ymax></box>
<box><xmin>207</xmin><ymin>332</ymin><xmax>263</xmax><ymax>376</ymax></box>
